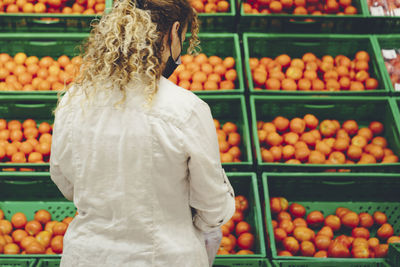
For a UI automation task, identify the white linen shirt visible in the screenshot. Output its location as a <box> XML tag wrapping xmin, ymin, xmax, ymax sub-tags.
<box><xmin>50</xmin><ymin>77</ymin><xmax>235</xmax><ymax>267</ymax></box>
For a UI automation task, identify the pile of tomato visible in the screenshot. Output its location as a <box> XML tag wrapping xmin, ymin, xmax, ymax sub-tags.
<box><xmin>218</xmin><ymin>195</ymin><xmax>256</xmax><ymax>255</ymax></box>
<box><xmin>214</xmin><ymin>120</ymin><xmax>242</xmax><ymax>163</ymax></box>
<box><xmin>0</xmin><ymin>0</ymin><xmax>104</xmax><ymax>14</ymax></box>
<box><xmin>270</xmin><ymin>197</ymin><xmax>400</xmax><ymax>258</ymax></box>
<box><xmin>250</xmin><ymin>51</ymin><xmax>379</xmax><ymax>91</ymax></box>
<box><xmin>0</xmin><ymin>208</ymin><xmax>73</xmax><ymax>254</ymax></box>
<box><xmin>257</xmin><ymin>114</ymin><xmax>399</xmax><ymax>164</ymax></box>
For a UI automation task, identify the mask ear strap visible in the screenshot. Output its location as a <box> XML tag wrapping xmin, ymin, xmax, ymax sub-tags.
<box><xmin>168</xmin><ymin>25</ymin><xmax>182</xmax><ymax>62</ymax></box>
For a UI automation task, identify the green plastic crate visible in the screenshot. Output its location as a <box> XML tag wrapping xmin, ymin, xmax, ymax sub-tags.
<box><xmin>272</xmin><ymin>259</ymin><xmax>392</xmax><ymax>267</ymax></box>
<box><xmin>36</xmin><ymin>258</ymin><xmax>61</xmax><ymax>267</ymax></box>
<box><xmin>201</xmin><ymin>96</ymin><xmax>253</xmax><ymax>171</ymax></box>
<box><xmin>388</xmin><ymin>243</ymin><xmax>400</xmax><ymax>267</ymax></box>
<box><xmin>243</xmin><ymin>33</ymin><xmax>390</xmax><ymax>96</ymax></box>
<box><xmin>0</xmin><ymin>33</ymin><xmax>87</xmax><ymax>95</ymax></box>
<box><xmin>214</xmin><ymin>258</ymin><xmax>271</xmax><ymax>267</ymax></box>
<box><xmin>250</xmin><ymin>96</ymin><xmax>400</xmax><ymax>172</ymax></box>
<box><xmin>0</xmin><ymin>95</ymin><xmax>57</xmax><ymax>171</ymax></box>
<box><xmin>0</xmin><ymin>259</ymin><xmax>37</xmax><ymax>267</ymax></box>
<box><xmin>197</xmin><ymin>0</ymin><xmax>237</xmax><ymax>32</ymax></box>
<box><xmin>217</xmin><ymin>173</ymin><xmax>266</xmax><ymax>258</ymax></box>
<box><xmin>182</xmin><ymin>33</ymin><xmax>244</xmax><ymax>95</ymax></box>
<box><xmin>0</xmin><ymin>0</ymin><xmax>112</xmax><ymax>33</ymax></box>
<box><xmin>238</xmin><ymin>0</ymin><xmax>368</xmax><ymax>33</ymax></box>
<box><xmin>263</xmin><ymin>172</ymin><xmax>400</xmax><ymax>264</ymax></box>
<box><xmin>375</xmin><ymin>35</ymin><xmax>400</xmax><ymax>95</ymax></box>
<box><xmin>0</xmin><ymin>172</ymin><xmax>65</xmax><ymax>201</ymax></box>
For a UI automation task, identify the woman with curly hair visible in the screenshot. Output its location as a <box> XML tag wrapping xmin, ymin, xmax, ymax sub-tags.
<box><xmin>50</xmin><ymin>0</ymin><xmax>235</xmax><ymax>266</ymax></box>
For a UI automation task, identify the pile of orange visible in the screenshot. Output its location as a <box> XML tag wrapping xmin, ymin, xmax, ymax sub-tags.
<box><xmin>0</xmin><ymin>119</ymin><xmax>52</xmax><ymax>168</ymax></box>
<box><xmin>250</xmin><ymin>51</ymin><xmax>379</xmax><ymax>91</ymax></box>
<box><xmin>190</xmin><ymin>0</ymin><xmax>230</xmax><ymax>13</ymax></box>
<box><xmin>215</xmin><ymin>119</ymin><xmax>242</xmax><ymax>163</ymax></box>
<box><xmin>169</xmin><ymin>54</ymin><xmax>237</xmax><ymax>91</ymax></box>
<box><xmin>218</xmin><ymin>195</ymin><xmax>256</xmax><ymax>255</ymax></box>
<box><xmin>0</xmin><ymin>0</ymin><xmax>104</xmax><ymax>14</ymax></box>
<box><xmin>258</xmin><ymin>115</ymin><xmax>399</xmax><ymax>164</ymax></box>
<box><xmin>0</xmin><ymin>208</ymin><xmax>73</xmax><ymax>254</ymax></box>
<box><xmin>0</xmin><ymin>53</ymin><xmax>81</xmax><ymax>92</ymax></box>
<box><xmin>243</xmin><ymin>0</ymin><xmax>357</xmax><ymax>15</ymax></box>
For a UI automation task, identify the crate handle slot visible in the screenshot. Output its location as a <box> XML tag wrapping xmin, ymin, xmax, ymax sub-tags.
<box><xmin>288</xmin><ymin>19</ymin><xmax>318</xmax><ymax>25</ymax></box>
<box><xmin>292</xmin><ymin>41</ymin><xmax>321</xmax><ymax>47</ymax></box>
<box><xmin>322</xmin><ymin>181</ymin><xmax>356</xmax><ymax>186</ymax></box>
<box><xmin>32</xmin><ymin>19</ymin><xmax>61</xmax><ymax>25</ymax></box>
<box><xmin>14</xmin><ymin>103</ymin><xmax>48</xmax><ymax>109</ymax></box>
<box><xmin>304</xmin><ymin>104</ymin><xmax>335</xmax><ymax>109</ymax></box>
<box><xmin>2</xmin><ymin>180</ymin><xmax>42</xmax><ymax>185</ymax></box>
<box><xmin>28</xmin><ymin>41</ymin><xmax>58</xmax><ymax>47</ymax></box>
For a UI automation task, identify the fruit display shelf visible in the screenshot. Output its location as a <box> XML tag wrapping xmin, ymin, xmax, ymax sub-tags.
<box><xmin>250</xmin><ymin>96</ymin><xmax>400</xmax><ymax>172</ymax></box>
<box><xmin>263</xmin><ymin>172</ymin><xmax>400</xmax><ymax>265</ymax></box>
<box><xmin>243</xmin><ymin>33</ymin><xmax>390</xmax><ymax>96</ymax></box>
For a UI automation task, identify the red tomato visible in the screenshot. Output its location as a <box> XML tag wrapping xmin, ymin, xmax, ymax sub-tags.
<box><xmin>352</xmin><ymin>227</ymin><xmax>370</xmax><ymax>239</ymax></box>
<box><xmin>224</xmin><ymin>219</ymin><xmax>235</xmax><ymax>232</ymax></box>
<box><xmin>289</xmin><ymin>203</ymin><xmax>306</xmax><ymax>218</ymax></box>
<box><xmin>277</xmin><ymin>211</ymin><xmax>292</xmax><ymax>222</ymax></box>
<box><xmin>293</xmin><ymin>226</ymin><xmax>315</xmax><ymax>242</ymax></box>
<box><xmin>237</xmin><ymin>232</ymin><xmax>254</xmax><ymax>250</ymax></box>
<box><xmin>235</xmin><ymin>196</ymin><xmax>249</xmax><ymax>212</ymax></box>
<box><xmin>373</xmin><ymin>211</ymin><xmax>387</xmax><ymax>225</ymax></box>
<box><xmin>352</xmin><ymin>245</ymin><xmax>370</xmax><ymax>258</ymax></box>
<box><xmin>231</xmin><ymin>211</ymin><xmax>244</xmax><ymax>224</ymax></box>
<box><xmin>352</xmin><ymin>237</ymin><xmax>369</xmax><ymax>248</ymax></box>
<box><xmin>306</xmin><ymin>211</ymin><xmax>324</xmax><ymax>228</ymax></box>
<box><xmin>335</xmin><ymin>235</ymin><xmax>352</xmax><ymax>248</ymax></box>
<box><xmin>359</xmin><ymin>213</ymin><xmax>374</xmax><ymax>228</ymax></box>
<box><xmin>377</xmin><ymin>223</ymin><xmax>394</xmax><ymax>240</ymax></box>
<box><xmin>279</xmin><ymin>219</ymin><xmax>294</xmax><ymax>235</ymax></box>
<box><xmin>278</xmin><ymin>250</ymin><xmax>293</xmax><ymax>256</ymax></box>
<box><xmin>300</xmin><ymin>241</ymin><xmax>316</xmax><ymax>257</ymax></box>
<box><xmin>271</xmin><ymin>220</ymin><xmax>278</xmax><ymax>229</ymax></box>
<box><xmin>328</xmin><ymin>239</ymin><xmax>351</xmax><ymax>258</ymax></box>
<box><xmin>317</xmin><ymin>226</ymin><xmax>334</xmax><ymax>239</ymax></box>
<box><xmin>324</xmin><ymin>215</ymin><xmax>341</xmax><ymax>231</ymax></box>
<box><xmin>293</xmin><ymin>218</ymin><xmax>307</xmax><ymax>228</ymax></box>
<box><xmin>374</xmin><ymin>244</ymin><xmax>388</xmax><ymax>258</ymax></box>
<box><xmin>236</xmin><ymin>221</ymin><xmax>251</xmax><ymax>236</ymax></box>
<box><xmin>270</xmin><ymin>197</ymin><xmax>289</xmax><ymax>214</ymax></box>
<box><xmin>274</xmin><ymin>227</ymin><xmax>287</xmax><ymax>243</ymax></box>
<box><xmin>315</xmin><ymin>234</ymin><xmax>331</xmax><ymax>251</ymax></box>
<box><xmin>335</xmin><ymin>207</ymin><xmax>350</xmax><ymax>218</ymax></box>
<box><xmin>283</xmin><ymin>237</ymin><xmax>300</xmax><ymax>255</ymax></box>
<box><xmin>341</xmin><ymin>211</ymin><xmax>359</xmax><ymax>229</ymax></box>
<box><xmin>314</xmin><ymin>250</ymin><xmax>328</xmax><ymax>257</ymax></box>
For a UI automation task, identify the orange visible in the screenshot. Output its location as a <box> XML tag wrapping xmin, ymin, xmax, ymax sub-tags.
<box><xmin>203</xmin><ymin>80</ymin><xmax>218</xmax><ymax>91</ymax></box>
<box><xmin>302</xmin><ymin>53</ymin><xmax>317</xmax><ymax>63</ymax></box>
<box><xmin>200</xmin><ymin>63</ymin><xmax>213</xmax><ymax>75</ymax></box>
<box><xmin>355</xmin><ymin>51</ymin><xmax>370</xmax><ymax>62</ymax></box>
<box><xmin>208</xmin><ymin>73</ymin><xmax>221</xmax><ymax>83</ymax></box>
<box><xmin>293</xmin><ymin>6</ymin><xmax>307</xmax><ymax>14</ymax></box>
<box><xmin>10</xmin><ymin>130</ymin><xmax>23</xmax><ymax>142</ymax></box>
<box><xmin>325</xmin><ymin>79</ymin><xmax>340</xmax><ymax>91</ymax></box>
<box><xmin>22</xmin><ymin>119</ymin><xmax>36</xmax><ymax>129</ymax></box>
<box><xmin>303</xmin><ymin>70</ymin><xmax>317</xmax><ymax>81</ymax></box>
<box><xmin>275</xmin><ymin>54</ymin><xmax>291</xmax><ymax>68</ymax></box>
<box><xmin>355</xmin><ymin>60</ymin><xmax>369</xmax><ymax>71</ymax></box>
<box><xmin>286</xmin><ymin>67</ymin><xmax>303</xmax><ymax>80</ymax></box>
<box><xmin>20</xmin><ymin>141</ymin><xmax>33</xmax><ymax>155</ymax></box>
<box><xmin>192</xmin><ymin>0</ymin><xmax>204</xmax><ymax>12</ymax></box>
<box><xmin>71</xmin><ymin>56</ymin><xmax>82</xmax><ymax>66</ymax></box>
<box><xmin>266</xmin><ymin>78</ymin><xmax>281</xmax><ymax>90</ymax></box>
<box><xmin>192</xmin><ymin>71</ymin><xmax>207</xmax><ymax>83</ymax></box>
<box><xmin>28</xmin><ymin>152</ymin><xmax>43</xmax><ymax>163</ymax></box>
<box><xmin>324</xmin><ymin>70</ymin><xmax>339</xmax><ymax>81</ymax></box>
<box><xmin>24</xmin><ymin>127</ymin><xmax>39</xmax><ymax>139</ymax></box>
<box><xmin>220</xmin><ymin>80</ymin><xmax>235</xmax><ymax>90</ymax></box>
<box><xmin>11</xmin><ymin>213</ymin><xmax>27</xmax><ymax>229</ymax></box>
<box><xmin>8</xmin><ymin>120</ymin><xmax>22</xmax><ymax>131</ymax></box>
<box><xmin>37</xmin><ymin>80</ymin><xmax>51</xmax><ymax>91</ymax></box>
<box><xmin>249</xmin><ymin>58</ymin><xmax>259</xmax><ymax>70</ymax></box>
<box><xmin>223</xmin><ymin>57</ymin><xmax>235</xmax><ymax>69</ymax></box>
<box><xmin>298</xmin><ymin>79</ymin><xmax>311</xmax><ymax>91</ymax></box>
<box><xmin>189</xmin><ymin>82</ymin><xmax>203</xmax><ymax>91</ymax></box>
<box><xmin>344</xmin><ymin>5</ymin><xmax>357</xmax><ymax>14</ymax></box>
<box><xmin>0</xmin><ymin>129</ymin><xmax>10</xmax><ymax>140</ymax></box>
<box><xmin>291</xmin><ymin>59</ymin><xmax>305</xmax><ymax>70</ymax></box>
<box><xmin>213</xmin><ymin>64</ymin><xmax>226</xmax><ymax>76</ymax></box>
<box><xmin>178</xmin><ymin>80</ymin><xmax>190</xmax><ymax>90</ymax></box>
<box><xmin>217</xmin><ymin>0</ymin><xmax>229</xmax><ymax>12</ymax></box>
<box><xmin>339</xmin><ymin>76</ymin><xmax>351</xmax><ymax>90</ymax></box>
<box><xmin>6</xmin><ymin>4</ymin><xmax>19</xmax><ymax>13</ymax></box>
<box><xmin>269</xmin><ymin>1</ymin><xmax>283</xmax><ymax>12</ymax></box>
<box><xmin>269</xmin><ymin>71</ymin><xmax>285</xmax><ymax>81</ymax></box>
<box><xmin>253</xmin><ymin>70</ymin><xmax>267</xmax><ymax>86</ymax></box>
<box><xmin>281</xmin><ymin>78</ymin><xmax>297</xmax><ymax>91</ymax></box>
<box><xmin>225</xmin><ymin>69</ymin><xmax>237</xmax><ymax>81</ymax></box>
<box><xmin>195</xmin><ymin>54</ymin><xmax>209</xmax><ymax>65</ymax></box>
<box><xmin>11</xmin><ymin>152</ymin><xmax>26</xmax><ymax>163</ymax></box>
<box><xmin>365</xmin><ymin>78</ymin><xmax>378</xmax><ymax>90</ymax></box>
<box><xmin>0</xmin><ymin>119</ymin><xmax>6</xmax><ymax>130</ymax></box>
<box><xmin>350</xmin><ymin>81</ymin><xmax>364</xmax><ymax>91</ymax></box>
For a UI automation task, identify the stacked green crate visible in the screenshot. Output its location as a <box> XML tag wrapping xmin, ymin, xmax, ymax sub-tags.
<box><xmin>263</xmin><ymin>172</ymin><xmax>399</xmax><ymax>266</ymax></box>
<box><xmin>243</xmin><ymin>33</ymin><xmax>390</xmax><ymax>96</ymax></box>
<box><xmin>197</xmin><ymin>0</ymin><xmax>237</xmax><ymax>32</ymax></box>
<box><xmin>250</xmin><ymin>96</ymin><xmax>400</xmax><ymax>172</ymax></box>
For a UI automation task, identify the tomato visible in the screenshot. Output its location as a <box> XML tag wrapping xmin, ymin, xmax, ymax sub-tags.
<box><xmin>289</xmin><ymin>203</ymin><xmax>306</xmax><ymax>218</ymax></box>
<box><xmin>315</xmin><ymin>234</ymin><xmax>331</xmax><ymax>251</ymax></box>
<box><xmin>352</xmin><ymin>227</ymin><xmax>370</xmax><ymax>239</ymax></box>
<box><xmin>335</xmin><ymin>235</ymin><xmax>352</xmax><ymax>248</ymax></box>
<box><xmin>314</xmin><ymin>250</ymin><xmax>328</xmax><ymax>258</ymax></box>
<box><xmin>274</xmin><ymin>227</ymin><xmax>287</xmax><ymax>243</ymax></box>
<box><xmin>293</xmin><ymin>218</ymin><xmax>307</xmax><ymax>228</ymax></box>
<box><xmin>11</xmin><ymin>229</ymin><xmax>28</xmax><ymax>244</ymax></box>
<box><xmin>4</xmin><ymin>243</ymin><xmax>20</xmax><ymax>254</ymax></box>
<box><xmin>220</xmin><ymin>236</ymin><xmax>234</xmax><ymax>252</ymax></box>
<box><xmin>224</xmin><ymin>219</ymin><xmax>235</xmax><ymax>232</ymax></box>
<box><xmin>52</xmin><ymin>222</ymin><xmax>68</xmax><ymax>236</ymax></box>
<box><xmin>377</xmin><ymin>223</ymin><xmax>394</xmax><ymax>240</ymax></box>
<box><xmin>352</xmin><ymin>245</ymin><xmax>370</xmax><ymax>258</ymax></box>
<box><xmin>341</xmin><ymin>211</ymin><xmax>359</xmax><ymax>229</ymax></box>
<box><xmin>20</xmin><ymin>236</ymin><xmax>36</xmax><ymax>250</ymax></box>
<box><xmin>374</xmin><ymin>244</ymin><xmax>388</xmax><ymax>258</ymax></box>
<box><xmin>228</xmin><ymin>234</ymin><xmax>236</xmax><ymax>248</ymax></box>
<box><xmin>335</xmin><ymin>207</ymin><xmax>350</xmax><ymax>218</ymax></box>
<box><xmin>328</xmin><ymin>239</ymin><xmax>351</xmax><ymax>258</ymax></box>
<box><xmin>279</xmin><ymin>219</ymin><xmax>294</xmax><ymax>235</ymax></box>
<box><xmin>34</xmin><ymin>210</ymin><xmax>52</xmax><ymax>225</ymax></box>
<box><xmin>0</xmin><ymin>220</ymin><xmax>12</xmax><ymax>235</ymax></box>
<box><xmin>236</xmin><ymin>221</ymin><xmax>251</xmax><ymax>236</ymax></box>
<box><xmin>237</xmin><ymin>232</ymin><xmax>254</xmax><ymax>250</ymax></box>
<box><xmin>236</xmin><ymin>249</ymin><xmax>254</xmax><ymax>255</ymax></box>
<box><xmin>235</xmin><ymin>196</ymin><xmax>249</xmax><ymax>213</ymax></box>
<box><xmin>277</xmin><ymin>211</ymin><xmax>292</xmax><ymax>222</ymax></box>
<box><xmin>317</xmin><ymin>226</ymin><xmax>334</xmax><ymax>239</ymax></box>
<box><xmin>221</xmin><ymin>225</ymin><xmax>230</xmax><ymax>237</ymax></box>
<box><xmin>271</xmin><ymin>220</ymin><xmax>278</xmax><ymax>229</ymax></box>
<box><xmin>300</xmin><ymin>240</ymin><xmax>316</xmax><ymax>257</ymax></box>
<box><xmin>359</xmin><ymin>213</ymin><xmax>374</xmax><ymax>228</ymax></box>
<box><xmin>324</xmin><ymin>215</ymin><xmax>341</xmax><ymax>231</ymax></box>
<box><xmin>11</xmin><ymin>212</ymin><xmax>27</xmax><ymax>229</ymax></box>
<box><xmin>306</xmin><ymin>211</ymin><xmax>324</xmax><ymax>228</ymax></box>
<box><xmin>270</xmin><ymin>197</ymin><xmax>289</xmax><ymax>214</ymax></box>
<box><xmin>368</xmin><ymin>237</ymin><xmax>380</xmax><ymax>249</ymax></box>
<box><xmin>373</xmin><ymin>211</ymin><xmax>387</xmax><ymax>225</ymax></box>
<box><xmin>352</xmin><ymin>237</ymin><xmax>369</xmax><ymax>248</ymax></box>
<box><xmin>25</xmin><ymin>221</ymin><xmax>42</xmax><ymax>236</ymax></box>
<box><xmin>293</xmin><ymin>226</ymin><xmax>315</xmax><ymax>242</ymax></box>
<box><xmin>231</xmin><ymin>211</ymin><xmax>244</xmax><ymax>224</ymax></box>
<box><xmin>26</xmin><ymin>240</ymin><xmax>46</xmax><ymax>254</ymax></box>
<box><xmin>278</xmin><ymin>250</ymin><xmax>293</xmax><ymax>256</ymax></box>
<box><xmin>283</xmin><ymin>237</ymin><xmax>300</xmax><ymax>255</ymax></box>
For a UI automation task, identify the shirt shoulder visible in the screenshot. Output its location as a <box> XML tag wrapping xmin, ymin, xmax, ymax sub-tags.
<box><xmin>151</xmin><ymin>77</ymin><xmax>208</xmax><ymax>128</ymax></box>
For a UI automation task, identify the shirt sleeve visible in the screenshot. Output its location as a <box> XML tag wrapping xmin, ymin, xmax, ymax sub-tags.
<box><xmin>50</xmin><ymin>102</ymin><xmax>74</xmax><ymax>201</ymax></box>
<box><xmin>182</xmin><ymin>100</ymin><xmax>235</xmax><ymax>233</ymax></box>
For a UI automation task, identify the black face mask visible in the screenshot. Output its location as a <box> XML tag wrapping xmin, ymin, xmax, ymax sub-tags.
<box><xmin>162</xmin><ymin>36</ymin><xmax>182</xmax><ymax>79</ymax></box>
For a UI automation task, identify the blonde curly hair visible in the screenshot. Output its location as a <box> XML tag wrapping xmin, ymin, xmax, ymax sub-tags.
<box><xmin>63</xmin><ymin>0</ymin><xmax>200</xmax><ymax>106</ymax></box>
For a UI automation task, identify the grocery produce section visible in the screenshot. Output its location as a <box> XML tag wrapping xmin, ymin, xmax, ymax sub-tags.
<box><xmin>0</xmin><ymin>0</ymin><xmax>400</xmax><ymax>267</ymax></box>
